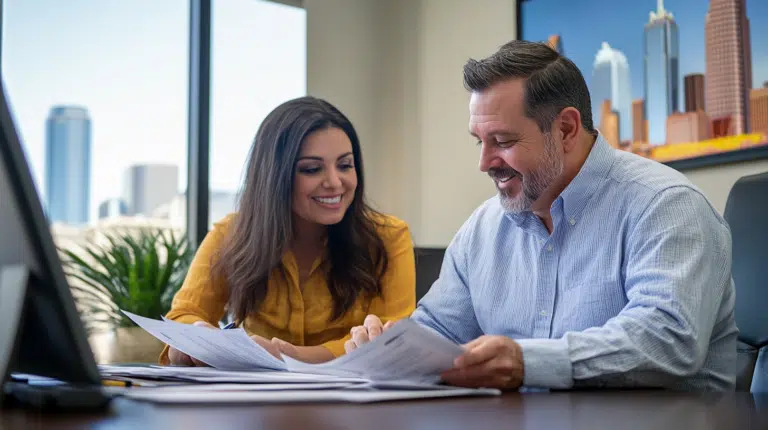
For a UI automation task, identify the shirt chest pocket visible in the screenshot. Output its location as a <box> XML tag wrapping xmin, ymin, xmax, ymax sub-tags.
<box><xmin>555</xmin><ymin>277</ymin><xmax>628</xmax><ymax>333</ymax></box>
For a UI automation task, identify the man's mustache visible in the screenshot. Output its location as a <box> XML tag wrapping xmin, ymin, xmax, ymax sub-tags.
<box><xmin>488</xmin><ymin>167</ymin><xmax>520</xmax><ymax>182</ymax></box>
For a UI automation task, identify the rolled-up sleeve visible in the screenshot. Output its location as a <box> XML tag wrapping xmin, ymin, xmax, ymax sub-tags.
<box><xmin>519</xmin><ymin>186</ymin><xmax>736</xmax><ymax>390</ymax></box>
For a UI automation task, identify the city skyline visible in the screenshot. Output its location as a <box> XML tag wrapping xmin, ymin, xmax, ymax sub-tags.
<box><xmin>522</xmin><ymin>0</ymin><xmax>767</xmax><ymax>158</ymax></box>
<box><xmin>1</xmin><ymin>0</ymin><xmax>306</xmax><ymax>224</ymax></box>
<box><xmin>523</xmin><ymin>0</ymin><xmax>767</xmax><ymax>100</ymax></box>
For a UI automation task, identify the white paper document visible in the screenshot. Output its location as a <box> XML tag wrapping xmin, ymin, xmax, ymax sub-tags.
<box><xmin>282</xmin><ymin>319</ymin><xmax>465</xmax><ymax>383</ymax></box>
<box><xmin>99</xmin><ymin>365</ymin><xmax>368</xmax><ymax>384</ymax></box>
<box><xmin>119</xmin><ymin>387</ymin><xmax>501</xmax><ymax>404</ymax></box>
<box><xmin>122</xmin><ymin>311</ymin><xmax>286</xmax><ymax>371</ymax></box>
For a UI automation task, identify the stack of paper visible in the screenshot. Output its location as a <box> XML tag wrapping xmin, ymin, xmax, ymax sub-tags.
<box><xmin>115</xmin><ymin>312</ymin><xmax>502</xmax><ymax>403</ymax></box>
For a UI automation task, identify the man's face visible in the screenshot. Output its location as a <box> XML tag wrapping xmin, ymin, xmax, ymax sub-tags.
<box><xmin>469</xmin><ymin>78</ymin><xmax>564</xmax><ymax>213</ymax></box>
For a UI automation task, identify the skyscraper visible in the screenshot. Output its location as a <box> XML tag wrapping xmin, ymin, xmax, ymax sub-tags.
<box><xmin>592</xmin><ymin>42</ymin><xmax>632</xmax><ymax>142</ymax></box>
<box><xmin>643</xmin><ymin>0</ymin><xmax>679</xmax><ymax>146</ymax></box>
<box><xmin>684</xmin><ymin>74</ymin><xmax>706</xmax><ymax>113</ymax></box>
<box><xmin>600</xmin><ymin>100</ymin><xmax>620</xmax><ymax>148</ymax></box>
<box><xmin>705</xmin><ymin>0</ymin><xmax>752</xmax><ymax>135</ymax></box>
<box><xmin>750</xmin><ymin>87</ymin><xmax>768</xmax><ymax>137</ymax></box>
<box><xmin>547</xmin><ymin>34</ymin><xmax>564</xmax><ymax>55</ymax></box>
<box><xmin>122</xmin><ymin>164</ymin><xmax>179</xmax><ymax>216</ymax></box>
<box><xmin>45</xmin><ymin>105</ymin><xmax>91</xmax><ymax>225</ymax></box>
<box><xmin>632</xmin><ymin>99</ymin><xmax>648</xmax><ymax>143</ymax></box>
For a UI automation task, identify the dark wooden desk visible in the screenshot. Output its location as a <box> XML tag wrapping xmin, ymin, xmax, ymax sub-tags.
<box><xmin>2</xmin><ymin>391</ymin><xmax>767</xmax><ymax>430</ymax></box>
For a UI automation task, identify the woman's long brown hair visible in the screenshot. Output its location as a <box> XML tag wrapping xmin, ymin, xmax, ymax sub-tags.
<box><xmin>212</xmin><ymin>96</ymin><xmax>388</xmax><ymax>324</ymax></box>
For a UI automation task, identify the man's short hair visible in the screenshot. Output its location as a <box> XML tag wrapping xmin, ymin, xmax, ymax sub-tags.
<box><xmin>464</xmin><ymin>40</ymin><xmax>597</xmax><ymax>135</ymax></box>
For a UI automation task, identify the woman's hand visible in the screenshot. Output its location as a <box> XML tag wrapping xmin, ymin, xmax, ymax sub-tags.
<box><xmin>270</xmin><ymin>338</ymin><xmax>335</xmax><ymax>364</ymax></box>
<box><xmin>249</xmin><ymin>333</ymin><xmax>283</xmax><ymax>359</ymax></box>
<box><xmin>167</xmin><ymin>321</ymin><xmax>217</xmax><ymax>366</ymax></box>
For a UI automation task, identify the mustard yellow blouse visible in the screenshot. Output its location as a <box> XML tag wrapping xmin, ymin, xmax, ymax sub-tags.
<box><xmin>159</xmin><ymin>213</ymin><xmax>416</xmax><ymax>363</ymax></box>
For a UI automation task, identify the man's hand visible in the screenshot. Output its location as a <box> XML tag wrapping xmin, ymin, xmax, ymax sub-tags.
<box><xmin>440</xmin><ymin>335</ymin><xmax>524</xmax><ymax>390</ymax></box>
<box><xmin>168</xmin><ymin>320</ymin><xmax>217</xmax><ymax>366</ymax></box>
<box><xmin>343</xmin><ymin>315</ymin><xmax>394</xmax><ymax>353</ymax></box>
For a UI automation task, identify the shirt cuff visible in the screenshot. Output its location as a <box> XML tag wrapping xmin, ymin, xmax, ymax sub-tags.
<box><xmin>517</xmin><ymin>337</ymin><xmax>574</xmax><ymax>389</ymax></box>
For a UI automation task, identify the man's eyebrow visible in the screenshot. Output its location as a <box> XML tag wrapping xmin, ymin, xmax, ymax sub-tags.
<box><xmin>469</xmin><ymin>130</ymin><xmax>519</xmax><ymax>139</ymax></box>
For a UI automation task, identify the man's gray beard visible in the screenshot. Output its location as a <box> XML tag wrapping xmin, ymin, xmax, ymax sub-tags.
<box><xmin>499</xmin><ymin>134</ymin><xmax>564</xmax><ymax>214</ymax></box>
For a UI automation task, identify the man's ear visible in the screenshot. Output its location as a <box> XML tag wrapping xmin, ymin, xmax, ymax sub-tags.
<box><xmin>556</xmin><ymin>107</ymin><xmax>581</xmax><ymax>153</ymax></box>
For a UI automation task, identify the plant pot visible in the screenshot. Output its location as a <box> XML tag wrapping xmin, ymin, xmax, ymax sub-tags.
<box><xmin>88</xmin><ymin>326</ymin><xmax>165</xmax><ymax>365</ymax></box>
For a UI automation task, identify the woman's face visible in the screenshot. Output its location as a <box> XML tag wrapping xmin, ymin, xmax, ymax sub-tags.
<box><xmin>292</xmin><ymin>127</ymin><xmax>358</xmax><ymax>227</ymax></box>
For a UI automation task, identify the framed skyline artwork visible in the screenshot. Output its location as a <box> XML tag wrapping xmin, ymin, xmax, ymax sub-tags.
<box><xmin>518</xmin><ymin>0</ymin><xmax>768</xmax><ymax>170</ymax></box>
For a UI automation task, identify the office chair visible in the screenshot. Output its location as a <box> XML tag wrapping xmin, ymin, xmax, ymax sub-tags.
<box><xmin>414</xmin><ymin>247</ymin><xmax>445</xmax><ymax>302</ymax></box>
<box><xmin>723</xmin><ymin>171</ymin><xmax>768</xmax><ymax>392</ymax></box>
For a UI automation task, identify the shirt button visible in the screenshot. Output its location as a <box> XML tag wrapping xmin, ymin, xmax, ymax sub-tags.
<box><xmin>569</xmin><ymin>218</ymin><xmax>576</xmax><ymax>226</ymax></box>
<box><xmin>547</xmin><ymin>245</ymin><xmax>553</xmax><ymax>252</ymax></box>
<box><xmin>540</xmin><ymin>310</ymin><xmax>547</xmax><ymax>317</ymax></box>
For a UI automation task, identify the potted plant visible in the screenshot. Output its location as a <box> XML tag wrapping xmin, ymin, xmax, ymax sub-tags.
<box><xmin>60</xmin><ymin>228</ymin><xmax>194</xmax><ymax>364</ymax></box>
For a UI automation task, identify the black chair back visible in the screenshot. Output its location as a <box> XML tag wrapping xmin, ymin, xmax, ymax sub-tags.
<box><xmin>723</xmin><ymin>171</ymin><xmax>768</xmax><ymax>392</ymax></box>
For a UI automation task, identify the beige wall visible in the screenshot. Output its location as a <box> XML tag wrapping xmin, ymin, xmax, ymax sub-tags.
<box><xmin>306</xmin><ymin>0</ymin><xmax>513</xmax><ymax>246</ymax></box>
<box><xmin>305</xmin><ymin>0</ymin><xmax>768</xmax><ymax>246</ymax></box>
<box><xmin>683</xmin><ymin>159</ymin><xmax>768</xmax><ymax>214</ymax></box>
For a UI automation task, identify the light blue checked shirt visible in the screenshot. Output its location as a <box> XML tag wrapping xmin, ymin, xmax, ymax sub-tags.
<box><xmin>411</xmin><ymin>134</ymin><xmax>738</xmax><ymax>391</ymax></box>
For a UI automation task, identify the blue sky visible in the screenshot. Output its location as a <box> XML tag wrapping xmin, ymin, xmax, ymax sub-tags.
<box><xmin>522</xmin><ymin>0</ymin><xmax>768</xmax><ymax>102</ymax></box>
<box><xmin>1</xmin><ymin>0</ymin><xmax>306</xmax><ymax>222</ymax></box>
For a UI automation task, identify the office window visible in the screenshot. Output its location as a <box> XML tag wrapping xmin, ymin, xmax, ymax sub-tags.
<box><xmin>2</xmin><ymin>0</ymin><xmax>189</xmax><ymax>233</ymax></box>
<box><xmin>2</xmin><ymin>0</ymin><xmax>190</xmax><ymax>337</ymax></box>
<box><xmin>209</xmin><ymin>0</ymin><xmax>306</xmax><ymax>224</ymax></box>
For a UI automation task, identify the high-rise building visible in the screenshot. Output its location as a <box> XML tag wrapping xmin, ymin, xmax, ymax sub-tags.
<box><xmin>750</xmin><ymin>87</ymin><xmax>768</xmax><ymax>137</ymax></box>
<box><xmin>98</xmin><ymin>198</ymin><xmax>128</xmax><ymax>220</ymax></box>
<box><xmin>667</xmin><ymin>111</ymin><xmax>710</xmax><ymax>144</ymax></box>
<box><xmin>592</xmin><ymin>42</ymin><xmax>632</xmax><ymax>142</ymax></box>
<box><xmin>684</xmin><ymin>74</ymin><xmax>706</xmax><ymax>113</ymax></box>
<box><xmin>547</xmin><ymin>34</ymin><xmax>564</xmax><ymax>55</ymax></box>
<box><xmin>632</xmin><ymin>99</ymin><xmax>648</xmax><ymax>143</ymax></box>
<box><xmin>643</xmin><ymin>0</ymin><xmax>679</xmax><ymax>146</ymax></box>
<box><xmin>600</xmin><ymin>100</ymin><xmax>621</xmax><ymax>148</ymax></box>
<box><xmin>705</xmin><ymin>0</ymin><xmax>752</xmax><ymax>135</ymax></box>
<box><xmin>45</xmin><ymin>105</ymin><xmax>91</xmax><ymax>225</ymax></box>
<box><xmin>122</xmin><ymin>164</ymin><xmax>179</xmax><ymax>216</ymax></box>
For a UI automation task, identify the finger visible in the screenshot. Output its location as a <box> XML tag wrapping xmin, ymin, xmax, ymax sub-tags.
<box><xmin>454</xmin><ymin>339</ymin><xmax>500</xmax><ymax>368</ymax></box>
<box><xmin>383</xmin><ymin>320</ymin><xmax>394</xmax><ymax>331</ymax></box>
<box><xmin>364</xmin><ymin>315</ymin><xmax>384</xmax><ymax>339</ymax></box>
<box><xmin>351</xmin><ymin>326</ymin><xmax>370</xmax><ymax>346</ymax></box>
<box><xmin>251</xmin><ymin>335</ymin><xmax>282</xmax><ymax>359</ymax></box>
<box><xmin>344</xmin><ymin>339</ymin><xmax>357</xmax><ymax>353</ymax></box>
<box><xmin>192</xmin><ymin>320</ymin><xmax>217</xmax><ymax>329</ymax></box>
<box><xmin>190</xmin><ymin>356</ymin><xmax>211</xmax><ymax>367</ymax></box>
<box><xmin>168</xmin><ymin>348</ymin><xmax>194</xmax><ymax>366</ymax></box>
<box><xmin>271</xmin><ymin>338</ymin><xmax>296</xmax><ymax>358</ymax></box>
<box><xmin>441</xmin><ymin>370</ymin><xmax>493</xmax><ymax>389</ymax></box>
<box><xmin>462</xmin><ymin>335</ymin><xmax>490</xmax><ymax>351</ymax></box>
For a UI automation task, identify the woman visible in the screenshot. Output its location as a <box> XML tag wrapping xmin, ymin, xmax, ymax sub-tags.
<box><xmin>160</xmin><ymin>96</ymin><xmax>415</xmax><ymax>365</ymax></box>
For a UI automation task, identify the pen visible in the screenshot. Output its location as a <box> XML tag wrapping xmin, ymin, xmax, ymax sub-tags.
<box><xmin>102</xmin><ymin>379</ymin><xmax>139</xmax><ymax>387</ymax></box>
<box><xmin>222</xmin><ymin>321</ymin><xmax>237</xmax><ymax>329</ymax></box>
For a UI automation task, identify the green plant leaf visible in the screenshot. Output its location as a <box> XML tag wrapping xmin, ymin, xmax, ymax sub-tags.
<box><xmin>61</xmin><ymin>227</ymin><xmax>194</xmax><ymax>334</ymax></box>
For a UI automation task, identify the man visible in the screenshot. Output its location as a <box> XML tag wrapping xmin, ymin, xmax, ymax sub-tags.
<box><xmin>345</xmin><ymin>40</ymin><xmax>737</xmax><ymax>391</ymax></box>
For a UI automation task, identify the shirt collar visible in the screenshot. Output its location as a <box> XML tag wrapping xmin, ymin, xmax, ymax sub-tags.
<box><xmin>504</xmin><ymin>132</ymin><xmax>616</xmax><ymax>227</ymax></box>
<box><xmin>558</xmin><ymin>132</ymin><xmax>615</xmax><ymax>224</ymax></box>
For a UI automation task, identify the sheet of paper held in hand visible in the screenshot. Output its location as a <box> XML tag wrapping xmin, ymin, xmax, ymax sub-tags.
<box><xmin>122</xmin><ymin>311</ymin><xmax>287</xmax><ymax>371</ymax></box>
<box><xmin>282</xmin><ymin>319</ymin><xmax>466</xmax><ymax>383</ymax></box>
<box><xmin>123</xmin><ymin>311</ymin><xmax>466</xmax><ymax>383</ymax></box>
